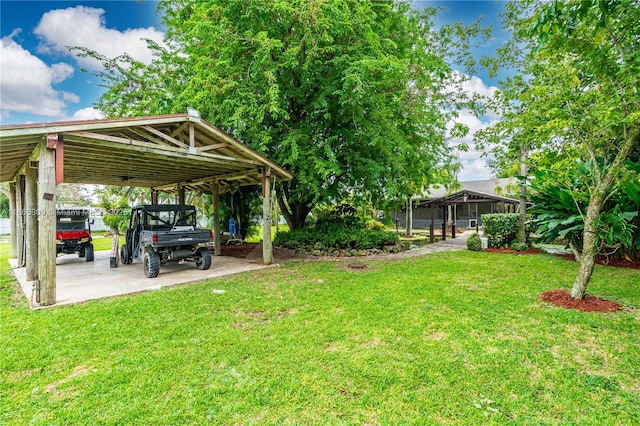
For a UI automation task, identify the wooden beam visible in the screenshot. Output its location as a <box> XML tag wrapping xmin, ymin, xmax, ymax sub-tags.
<box><xmin>38</xmin><ymin>138</ymin><xmax>57</xmax><ymax>306</ymax></box>
<box><xmin>262</xmin><ymin>168</ymin><xmax>273</xmax><ymax>265</ymax></box>
<box><xmin>430</xmin><ymin>207</ymin><xmax>435</xmax><ymax>244</ymax></box>
<box><xmin>189</xmin><ymin>123</ymin><xmax>195</xmax><ymax>150</ymax></box>
<box><xmin>142</xmin><ymin>125</ymin><xmax>190</xmax><ymax>149</ymax></box>
<box><xmin>8</xmin><ymin>182</ymin><xmax>17</xmax><ymax>258</ymax></box>
<box><xmin>55</xmin><ymin>137</ymin><xmax>64</xmax><ymax>185</ymax></box>
<box><xmin>197</xmin><ymin>143</ymin><xmax>229</xmax><ymax>152</ymax></box>
<box><xmin>64</xmin><ymin>132</ymin><xmax>262</xmax><ymax>166</ymax></box>
<box><xmin>25</xmin><ymin>163</ymin><xmax>38</xmax><ymax>282</ymax></box>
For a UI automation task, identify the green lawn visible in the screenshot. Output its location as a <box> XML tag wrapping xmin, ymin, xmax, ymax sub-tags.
<box><xmin>1</xmin><ymin>246</ymin><xmax>639</xmax><ymax>424</ymax></box>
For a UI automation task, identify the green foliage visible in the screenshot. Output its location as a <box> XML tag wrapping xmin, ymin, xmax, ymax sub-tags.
<box><xmin>275</xmin><ymin>203</ymin><xmax>397</xmax><ymax>250</ymax></box>
<box><xmin>482</xmin><ymin>213</ymin><xmax>533</xmax><ymax>249</ymax></box>
<box><xmin>79</xmin><ymin>0</ymin><xmax>476</xmax><ymax>229</ymax></box>
<box><xmin>0</xmin><ymin>193</ymin><xmax>8</xmax><ymax>218</ymax></box>
<box><xmin>365</xmin><ymin>218</ymin><xmax>386</xmax><ymax>232</ymax></box>
<box><xmin>529</xmin><ymin>164</ymin><xmax>640</xmax><ymax>259</ymax></box>
<box><xmin>512</xmin><ymin>242</ymin><xmax>529</xmax><ymax>252</ymax></box>
<box><xmin>466</xmin><ymin>232</ymin><xmax>482</xmax><ymax>251</ymax></box>
<box><xmin>475</xmin><ymin>0</ymin><xmax>640</xmax><ymax>296</ymax></box>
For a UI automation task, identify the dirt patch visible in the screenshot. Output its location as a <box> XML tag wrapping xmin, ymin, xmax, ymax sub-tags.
<box><xmin>346</xmin><ymin>261</ymin><xmax>369</xmax><ymax>270</ymax></box>
<box><xmin>539</xmin><ymin>290</ymin><xmax>622</xmax><ymax>313</ymax></box>
<box><xmin>215</xmin><ymin>243</ymin><xmax>259</xmax><ymax>259</ymax></box>
<box><xmin>554</xmin><ymin>253</ymin><xmax>640</xmax><ymax>270</ymax></box>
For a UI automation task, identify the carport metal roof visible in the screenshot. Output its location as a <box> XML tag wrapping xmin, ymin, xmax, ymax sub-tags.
<box><xmin>0</xmin><ymin>112</ymin><xmax>292</xmax><ymax>192</ymax></box>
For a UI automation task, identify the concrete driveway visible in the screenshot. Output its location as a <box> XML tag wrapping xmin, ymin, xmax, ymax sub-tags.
<box><xmin>10</xmin><ymin>250</ymin><xmax>272</xmax><ymax>309</ymax></box>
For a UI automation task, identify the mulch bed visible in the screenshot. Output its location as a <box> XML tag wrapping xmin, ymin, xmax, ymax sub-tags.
<box><xmin>216</xmin><ymin>243</ymin><xmax>258</xmax><ymax>259</ymax></box>
<box><xmin>539</xmin><ymin>290</ymin><xmax>622</xmax><ymax>313</ymax></box>
<box><xmin>554</xmin><ymin>253</ymin><xmax>640</xmax><ymax>270</ymax></box>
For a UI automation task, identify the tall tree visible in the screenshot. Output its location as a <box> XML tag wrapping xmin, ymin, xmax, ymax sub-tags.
<box><xmin>80</xmin><ymin>0</ymin><xmax>463</xmax><ymax>229</ymax></box>
<box><xmin>477</xmin><ymin>0</ymin><xmax>640</xmax><ymax>299</ymax></box>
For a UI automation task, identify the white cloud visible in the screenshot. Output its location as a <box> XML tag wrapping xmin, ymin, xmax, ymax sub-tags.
<box><xmin>71</xmin><ymin>107</ymin><xmax>105</xmax><ymax>121</ymax></box>
<box><xmin>459</xmin><ymin>74</ymin><xmax>499</xmax><ymax>100</ymax></box>
<box><xmin>34</xmin><ymin>6</ymin><xmax>165</xmax><ymax>70</ymax></box>
<box><xmin>446</xmin><ymin>73</ymin><xmax>503</xmax><ymax>181</ymax></box>
<box><xmin>0</xmin><ymin>31</ymin><xmax>76</xmax><ymax>118</ymax></box>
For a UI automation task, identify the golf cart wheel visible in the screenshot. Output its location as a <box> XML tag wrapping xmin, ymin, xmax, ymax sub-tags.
<box><xmin>85</xmin><ymin>244</ymin><xmax>94</xmax><ymax>262</ymax></box>
<box><xmin>144</xmin><ymin>251</ymin><xmax>161</xmax><ymax>278</ymax></box>
<box><xmin>195</xmin><ymin>247</ymin><xmax>212</xmax><ymax>270</ymax></box>
<box><xmin>121</xmin><ymin>244</ymin><xmax>131</xmax><ymax>265</ymax></box>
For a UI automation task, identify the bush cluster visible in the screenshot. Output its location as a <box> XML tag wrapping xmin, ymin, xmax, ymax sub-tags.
<box><xmin>274</xmin><ymin>208</ymin><xmax>398</xmax><ymax>251</ymax></box>
<box><xmin>466</xmin><ymin>232</ymin><xmax>482</xmax><ymax>251</ymax></box>
<box><xmin>482</xmin><ymin>213</ymin><xmax>534</xmax><ymax>248</ymax></box>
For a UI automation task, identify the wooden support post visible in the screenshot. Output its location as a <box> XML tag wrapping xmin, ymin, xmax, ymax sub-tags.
<box><xmin>405</xmin><ymin>197</ymin><xmax>413</xmax><ymax>237</ymax></box>
<box><xmin>213</xmin><ymin>183</ymin><xmax>221</xmax><ymax>256</ymax></box>
<box><xmin>452</xmin><ymin>204</ymin><xmax>457</xmax><ymax>239</ymax></box>
<box><xmin>177</xmin><ymin>184</ymin><xmax>185</xmax><ymax>205</ymax></box>
<box><xmin>151</xmin><ymin>189</ymin><xmax>158</xmax><ymax>205</ymax></box>
<box><xmin>55</xmin><ymin>138</ymin><xmax>64</xmax><ymax>185</ymax></box>
<box><xmin>429</xmin><ymin>207</ymin><xmax>435</xmax><ymax>243</ymax></box>
<box><xmin>38</xmin><ymin>137</ymin><xmax>57</xmax><ymax>306</ymax></box>
<box><xmin>110</xmin><ymin>234</ymin><xmax>119</xmax><ymax>268</ymax></box>
<box><xmin>25</xmin><ymin>164</ymin><xmax>39</xmax><ymax>281</ymax></box>
<box><xmin>16</xmin><ymin>175</ymin><xmax>25</xmax><ymax>266</ymax></box>
<box><xmin>8</xmin><ymin>182</ymin><xmax>17</xmax><ymax>258</ymax></box>
<box><xmin>262</xmin><ymin>168</ymin><xmax>273</xmax><ymax>265</ymax></box>
<box><xmin>441</xmin><ymin>206</ymin><xmax>447</xmax><ymax>241</ymax></box>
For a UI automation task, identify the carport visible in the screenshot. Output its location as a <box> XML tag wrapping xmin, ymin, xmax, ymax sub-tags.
<box><xmin>0</xmin><ymin>110</ymin><xmax>292</xmax><ymax>306</ymax></box>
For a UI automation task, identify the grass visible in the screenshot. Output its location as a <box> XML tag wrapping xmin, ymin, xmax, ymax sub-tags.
<box><xmin>245</xmin><ymin>224</ymin><xmax>289</xmax><ymax>243</ymax></box>
<box><xmin>1</xmin><ymin>243</ymin><xmax>639</xmax><ymax>424</ymax></box>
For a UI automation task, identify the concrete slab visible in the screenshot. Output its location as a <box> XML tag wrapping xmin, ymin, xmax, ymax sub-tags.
<box><xmin>9</xmin><ymin>250</ymin><xmax>272</xmax><ymax>309</ymax></box>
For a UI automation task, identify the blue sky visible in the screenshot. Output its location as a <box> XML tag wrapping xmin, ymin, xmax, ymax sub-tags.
<box><xmin>0</xmin><ymin>0</ymin><xmax>509</xmax><ymax>180</ymax></box>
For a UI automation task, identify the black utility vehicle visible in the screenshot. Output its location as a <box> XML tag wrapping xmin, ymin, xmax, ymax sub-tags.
<box><xmin>120</xmin><ymin>204</ymin><xmax>212</xmax><ymax>278</ymax></box>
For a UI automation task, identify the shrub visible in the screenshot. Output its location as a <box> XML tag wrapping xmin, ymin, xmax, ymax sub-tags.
<box><xmin>512</xmin><ymin>242</ymin><xmax>529</xmax><ymax>252</ymax></box>
<box><xmin>365</xmin><ymin>218</ymin><xmax>386</xmax><ymax>231</ymax></box>
<box><xmin>482</xmin><ymin>213</ymin><xmax>534</xmax><ymax>248</ymax></box>
<box><xmin>467</xmin><ymin>233</ymin><xmax>482</xmax><ymax>251</ymax></box>
<box><xmin>274</xmin><ymin>227</ymin><xmax>398</xmax><ymax>251</ymax></box>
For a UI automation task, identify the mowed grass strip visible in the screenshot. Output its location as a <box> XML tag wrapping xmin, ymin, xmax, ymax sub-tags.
<box><xmin>1</xmin><ymin>246</ymin><xmax>639</xmax><ymax>425</ymax></box>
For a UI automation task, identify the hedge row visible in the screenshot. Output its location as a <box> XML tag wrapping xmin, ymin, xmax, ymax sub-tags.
<box><xmin>274</xmin><ymin>226</ymin><xmax>399</xmax><ymax>251</ymax></box>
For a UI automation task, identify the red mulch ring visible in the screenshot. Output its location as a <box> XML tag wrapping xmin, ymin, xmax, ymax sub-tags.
<box><xmin>485</xmin><ymin>247</ymin><xmax>541</xmax><ymax>255</ymax></box>
<box><xmin>539</xmin><ymin>290</ymin><xmax>622</xmax><ymax>313</ymax></box>
<box><xmin>217</xmin><ymin>243</ymin><xmax>258</xmax><ymax>259</ymax></box>
<box><xmin>554</xmin><ymin>253</ymin><xmax>640</xmax><ymax>270</ymax></box>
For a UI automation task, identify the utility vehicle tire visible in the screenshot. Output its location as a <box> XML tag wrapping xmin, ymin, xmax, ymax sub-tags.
<box><xmin>85</xmin><ymin>244</ymin><xmax>94</xmax><ymax>262</ymax></box>
<box><xmin>121</xmin><ymin>244</ymin><xmax>131</xmax><ymax>265</ymax></box>
<box><xmin>195</xmin><ymin>247</ymin><xmax>212</xmax><ymax>270</ymax></box>
<box><xmin>78</xmin><ymin>248</ymin><xmax>86</xmax><ymax>258</ymax></box>
<box><xmin>144</xmin><ymin>251</ymin><xmax>161</xmax><ymax>278</ymax></box>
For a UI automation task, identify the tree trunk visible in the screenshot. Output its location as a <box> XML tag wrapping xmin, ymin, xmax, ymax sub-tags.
<box><xmin>570</xmin><ymin>192</ymin><xmax>602</xmax><ymax>299</ymax></box>
<box><xmin>517</xmin><ymin>144</ymin><xmax>528</xmax><ymax>245</ymax></box>
<box><xmin>278</xmin><ymin>195</ymin><xmax>312</xmax><ymax>230</ymax></box>
<box><xmin>405</xmin><ymin>197</ymin><xmax>413</xmax><ymax>237</ymax></box>
<box><xmin>570</xmin><ymin>126</ymin><xmax>640</xmax><ymax>299</ymax></box>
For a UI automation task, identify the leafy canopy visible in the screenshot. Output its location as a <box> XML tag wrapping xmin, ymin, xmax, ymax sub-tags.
<box><xmin>81</xmin><ymin>0</ymin><xmax>467</xmax><ymax>228</ymax></box>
